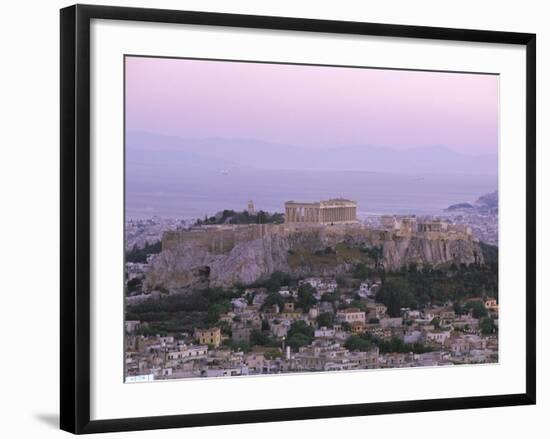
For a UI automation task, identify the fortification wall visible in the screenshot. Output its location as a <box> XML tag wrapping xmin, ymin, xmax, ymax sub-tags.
<box><xmin>162</xmin><ymin>224</ymin><xmax>290</xmax><ymax>254</ymax></box>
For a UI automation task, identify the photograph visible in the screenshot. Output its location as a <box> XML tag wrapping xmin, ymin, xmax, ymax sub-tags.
<box><xmin>123</xmin><ymin>56</ymin><xmax>500</xmax><ymax>382</ymax></box>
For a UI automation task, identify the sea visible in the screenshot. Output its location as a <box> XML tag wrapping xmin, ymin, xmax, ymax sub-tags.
<box><xmin>125</xmin><ymin>168</ymin><xmax>497</xmax><ymax>220</ymax></box>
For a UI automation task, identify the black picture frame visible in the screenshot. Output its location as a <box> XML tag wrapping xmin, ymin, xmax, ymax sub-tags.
<box><xmin>60</xmin><ymin>4</ymin><xmax>536</xmax><ymax>434</ymax></box>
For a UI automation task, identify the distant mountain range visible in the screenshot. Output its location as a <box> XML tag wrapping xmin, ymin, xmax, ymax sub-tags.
<box><xmin>126</xmin><ymin>131</ymin><xmax>498</xmax><ymax>176</ymax></box>
<box><xmin>446</xmin><ymin>190</ymin><xmax>498</xmax><ymax>214</ymax></box>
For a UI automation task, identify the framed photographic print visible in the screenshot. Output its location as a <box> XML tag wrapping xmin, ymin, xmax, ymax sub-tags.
<box><xmin>60</xmin><ymin>4</ymin><xmax>536</xmax><ymax>434</ymax></box>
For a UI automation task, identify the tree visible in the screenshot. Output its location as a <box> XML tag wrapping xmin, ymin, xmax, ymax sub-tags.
<box><xmin>349</xmin><ymin>299</ymin><xmax>367</xmax><ymax>311</ymax></box>
<box><xmin>336</xmin><ymin>275</ymin><xmax>350</xmax><ymax>288</ymax></box>
<box><xmin>344</xmin><ymin>335</ymin><xmax>373</xmax><ymax>352</ymax></box>
<box><xmin>126</xmin><ymin>277</ymin><xmax>142</xmax><ymax>293</ymax></box>
<box><xmin>297</xmin><ymin>283</ymin><xmax>316</xmax><ymax>311</ymax></box>
<box><xmin>453</xmin><ymin>302</ymin><xmax>465</xmax><ymax>315</ymax></box>
<box><xmin>126</xmin><ymin>240</ymin><xmax>162</xmax><ymax>263</ymax></box>
<box><xmin>375</xmin><ymin>278</ymin><xmax>417</xmax><ymax>317</ymax></box>
<box><xmin>465</xmin><ymin>300</ymin><xmax>488</xmax><ymax>319</ymax></box>
<box><xmin>480</xmin><ymin>317</ymin><xmax>495</xmax><ymax>335</ymax></box>
<box><xmin>321</xmin><ymin>291</ymin><xmax>340</xmax><ymax>304</ymax></box>
<box><xmin>264</xmin><ymin>271</ymin><xmax>291</xmax><ymax>293</ymax></box>
<box><xmin>285</xmin><ymin>321</ymin><xmax>314</xmax><ymax>351</ymax></box>
<box><xmin>222</xmin><ymin>339</ymin><xmax>251</xmax><ymax>353</ymax></box>
<box><xmin>264</xmin><ymin>349</ymin><xmax>283</xmax><ymax>360</ymax></box>
<box><xmin>378</xmin><ymin>337</ymin><xmax>407</xmax><ymax>354</ymax></box>
<box><xmin>353</xmin><ymin>263</ymin><xmax>370</xmax><ymax>280</ymax></box>
<box><xmin>262</xmin><ymin>292</ymin><xmax>284</xmax><ymax>310</ymax></box>
<box><xmin>286</xmin><ymin>333</ymin><xmax>311</xmax><ymax>351</ymax></box>
<box><xmin>250</xmin><ymin>329</ymin><xmax>270</xmax><ymax>346</ymax></box>
<box><xmin>316</xmin><ymin>312</ymin><xmax>333</xmax><ymax>328</ymax></box>
<box><xmin>287</xmin><ymin>320</ymin><xmax>314</xmax><ymax>339</ymax></box>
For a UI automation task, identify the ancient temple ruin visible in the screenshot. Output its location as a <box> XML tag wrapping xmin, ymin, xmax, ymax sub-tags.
<box><xmin>284</xmin><ymin>199</ymin><xmax>358</xmax><ymax>224</ymax></box>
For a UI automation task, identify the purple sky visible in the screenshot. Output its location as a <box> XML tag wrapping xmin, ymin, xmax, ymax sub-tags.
<box><xmin>125</xmin><ymin>56</ymin><xmax>499</xmax><ymax>156</ymax></box>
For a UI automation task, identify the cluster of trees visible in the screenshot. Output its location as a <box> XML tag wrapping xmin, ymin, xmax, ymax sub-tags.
<box><xmin>480</xmin><ymin>317</ymin><xmax>497</xmax><ymax>335</ymax></box>
<box><xmin>127</xmin><ymin>287</ymin><xmax>242</xmax><ymax>335</ymax></box>
<box><xmin>344</xmin><ymin>332</ymin><xmax>435</xmax><ymax>354</ymax></box>
<box><xmin>125</xmin><ymin>240</ymin><xmax>162</xmax><ymax>263</ymax></box>
<box><xmin>220</xmin><ymin>321</ymin><xmax>314</xmax><ymax>353</ymax></box>
<box><xmin>195</xmin><ymin>209</ymin><xmax>284</xmax><ymax>226</ymax></box>
<box><xmin>257</xmin><ymin>283</ymin><xmax>317</xmax><ymax>313</ymax></box>
<box><xmin>285</xmin><ymin>320</ymin><xmax>314</xmax><ymax>351</ymax></box>
<box><xmin>257</xmin><ymin>271</ymin><xmax>292</xmax><ymax>293</ymax></box>
<box><xmin>316</xmin><ymin>312</ymin><xmax>333</xmax><ymax>328</ymax></box>
<box><xmin>375</xmin><ymin>262</ymin><xmax>498</xmax><ymax>317</ymax></box>
<box><xmin>221</xmin><ymin>338</ymin><xmax>252</xmax><ymax>353</ymax></box>
<box><xmin>352</xmin><ymin>262</ymin><xmax>371</xmax><ymax>280</ymax></box>
<box><xmin>358</xmin><ymin>245</ymin><xmax>384</xmax><ymax>266</ymax></box>
<box><xmin>460</xmin><ymin>300</ymin><xmax>488</xmax><ymax>318</ymax></box>
<box><xmin>126</xmin><ymin>277</ymin><xmax>142</xmax><ymax>295</ymax></box>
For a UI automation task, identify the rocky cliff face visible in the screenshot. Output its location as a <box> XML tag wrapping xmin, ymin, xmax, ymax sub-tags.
<box><xmin>143</xmin><ymin>225</ymin><xmax>483</xmax><ymax>291</ymax></box>
<box><xmin>382</xmin><ymin>236</ymin><xmax>481</xmax><ymax>271</ymax></box>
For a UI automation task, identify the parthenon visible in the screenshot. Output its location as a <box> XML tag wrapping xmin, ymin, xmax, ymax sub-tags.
<box><xmin>284</xmin><ymin>199</ymin><xmax>358</xmax><ymax>224</ymax></box>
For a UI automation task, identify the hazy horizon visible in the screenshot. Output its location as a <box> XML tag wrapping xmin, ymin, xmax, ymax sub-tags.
<box><xmin>127</xmin><ymin>129</ymin><xmax>499</xmax><ymax>159</ymax></box>
<box><xmin>126</xmin><ymin>56</ymin><xmax>499</xmax><ymax>156</ymax></box>
<box><xmin>125</xmin><ymin>57</ymin><xmax>499</xmax><ymax>219</ymax></box>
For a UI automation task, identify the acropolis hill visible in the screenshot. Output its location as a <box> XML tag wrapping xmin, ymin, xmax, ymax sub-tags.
<box><xmin>144</xmin><ymin>200</ymin><xmax>482</xmax><ymax>292</ymax></box>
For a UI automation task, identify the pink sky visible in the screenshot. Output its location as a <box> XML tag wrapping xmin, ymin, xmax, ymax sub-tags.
<box><xmin>125</xmin><ymin>56</ymin><xmax>499</xmax><ymax>155</ymax></box>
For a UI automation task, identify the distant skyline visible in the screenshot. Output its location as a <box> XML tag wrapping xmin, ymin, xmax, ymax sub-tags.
<box><xmin>125</xmin><ymin>56</ymin><xmax>499</xmax><ymax>156</ymax></box>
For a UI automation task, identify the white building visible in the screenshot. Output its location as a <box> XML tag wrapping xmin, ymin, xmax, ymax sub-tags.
<box><xmin>336</xmin><ymin>308</ymin><xmax>366</xmax><ymax>324</ymax></box>
<box><xmin>314</xmin><ymin>327</ymin><xmax>336</xmax><ymax>338</ymax></box>
<box><xmin>425</xmin><ymin>330</ymin><xmax>451</xmax><ymax>344</ymax></box>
